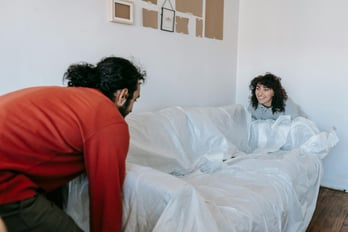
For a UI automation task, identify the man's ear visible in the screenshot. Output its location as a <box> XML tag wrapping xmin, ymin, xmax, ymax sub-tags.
<box><xmin>114</xmin><ymin>88</ymin><xmax>129</xmax><ymax>106</ymax></box>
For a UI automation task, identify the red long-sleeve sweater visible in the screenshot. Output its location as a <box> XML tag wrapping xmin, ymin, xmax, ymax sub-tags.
<box><xmin>0</xmin><ymin>86</ymin><xmax>129</xmax><ymax>232</ymax></box>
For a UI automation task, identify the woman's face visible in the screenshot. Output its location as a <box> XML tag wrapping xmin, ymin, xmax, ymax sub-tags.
<box><xmin>255</xmin><ymin>83</ymin><xmax>274</xmax><ymax>107</ymax></box>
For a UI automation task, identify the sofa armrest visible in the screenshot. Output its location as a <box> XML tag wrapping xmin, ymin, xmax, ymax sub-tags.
<box><xmin>122</xmin><ymin>162</ymin><xmax>190</xmax><ymax>231</ymax></box>
<box><xmin>123</xmin><ymin>162</ymin><xmax>220</xmax><ymax>232</ymax></box>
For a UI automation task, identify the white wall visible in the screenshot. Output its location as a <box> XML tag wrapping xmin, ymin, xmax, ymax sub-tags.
<box><xmin>0</xmin><ymin>0</ymin><xmax>239</xmax><ymax>112</ymax></box>
<box><xmin>237</xmin><ymin>0</ymin><xmax>348</xmax><ymax>190</ymax></box>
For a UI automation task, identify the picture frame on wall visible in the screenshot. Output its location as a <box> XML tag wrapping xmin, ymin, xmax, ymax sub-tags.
<box><xmin>160</xmin><ymin>7</ymin><xmax>175</xmax><ymax>32</ymax></box>
<box><xmin>110</xmin><ymin>0</ymin><xmax>134</xmax><ymax>25</ymax></box>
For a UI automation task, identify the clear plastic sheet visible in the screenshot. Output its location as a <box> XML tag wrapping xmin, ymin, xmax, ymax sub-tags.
<box><xmin>65</xmin><ymin>104</ymin><xmax>338</xmax><ymax>232</ymax></box>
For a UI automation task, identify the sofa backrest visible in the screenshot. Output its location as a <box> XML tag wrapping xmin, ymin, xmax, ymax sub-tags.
<box><xmin>125</xmin><ymin>104</ymin><xmax>250</xmax><ymax>174</ymax></box>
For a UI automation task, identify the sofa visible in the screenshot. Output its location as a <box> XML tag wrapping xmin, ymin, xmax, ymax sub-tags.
<box><xmin>65</xmin><ymin>104</ymin><xmax>338</xmax><ymax>232</ymax></box>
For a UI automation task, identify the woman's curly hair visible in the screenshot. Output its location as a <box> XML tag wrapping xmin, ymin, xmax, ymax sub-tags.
<box><xmin>249</xmin><ymin>72</ymin><xmax>288</xmax><ymax>113</ymax></box>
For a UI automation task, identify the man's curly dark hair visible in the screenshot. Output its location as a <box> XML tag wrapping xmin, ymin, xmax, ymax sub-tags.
<box><xmin>63</xmin><ymin>56</ymin><xmax>146</xmax><ymax>103</ymax></box>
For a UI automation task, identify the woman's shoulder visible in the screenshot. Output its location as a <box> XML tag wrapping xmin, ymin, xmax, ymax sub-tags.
<box><xmin>285</xmin><ymin>98</ymin><xmax>307</xmax><ymax>118</ymax></box>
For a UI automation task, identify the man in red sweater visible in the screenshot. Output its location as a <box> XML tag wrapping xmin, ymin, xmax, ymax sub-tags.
<box><xmin>0</xmin><ymin>56</ymin><xmax>146</xmax><ymax>232</ymax></box>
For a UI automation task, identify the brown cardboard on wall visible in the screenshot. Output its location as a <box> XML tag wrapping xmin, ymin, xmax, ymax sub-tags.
<box><xmin>176</xmin><ymin>0</ymin><xmax>203</xmax><ymax>17</ymax></box>
<box><xmin>142</xmin><ymin>0</ymin><xmax>157</xmax><ymax>4</ymax></box>
<box><xmin>143</xmin><ymin>8</ymin><xmax>158</xmax><ymax>29</ymax></box>
<box><xmin>196</xmin><ymin>18</ymin><xmax>203</xmax><ymax>38</ymax></box>
<box><xmin>205</xmin><ymin>0</ymin><xmax>224</xmax><ymax>40</ymax></box>
<box><xmin>176</xmin><ymin>16</ymin><xmax>189</xmax><ymax>34</ymax></box>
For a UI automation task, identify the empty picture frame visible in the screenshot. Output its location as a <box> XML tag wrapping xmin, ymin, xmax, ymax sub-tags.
<box><xmin>110</xmin><ymin>0</ymin><xmax>134</xmax><ymax>24</ymax></box>
<box><xmin>160</xmin><ymin>7</ymin><xmax>175</xmax><ymax>32</ymax></box>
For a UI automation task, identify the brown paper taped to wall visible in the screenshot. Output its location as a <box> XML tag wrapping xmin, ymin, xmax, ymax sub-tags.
<box><xmin>205</xmin><ymin>0</ymin><xmax>224</xmax><ymax>40</ymax></box>
<box><xmin>176</xmin><ymin>0</ymin><xmax>203</xmax><ymax>17</ymax></box>
<box><xmin>142</xmin><ymin>0</ymin><xmax>157</xmax><ymax>4</ymax></box>
<box><xmin>196</xmin><ymin>18</ymin><xmax>203</xmax><ymax>37</ymax></box>
<box><xmin>143</xmin><ymin>8</ymin><xmax>158</xmax><ymax>29</ymax></box>
<box><xmin>176</xmin><ymin>16</ymin><xmax>189</xmax><ymax>34</ymax></box>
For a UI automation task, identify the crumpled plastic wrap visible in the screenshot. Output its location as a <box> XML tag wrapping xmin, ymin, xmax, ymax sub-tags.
<box><xmin>65</xmin><ymin>175</ymin><xmax>89</xmax><ymax>232</ymax></box>
<box><xmin>249</xmin><ymin>115</ymin><xmax>339</xmax><ymax>158</ymax></box>
<box><xmin>64</xmin><ymin>104</ymin><xmax>339</xmax><ymax>232</ymax></box>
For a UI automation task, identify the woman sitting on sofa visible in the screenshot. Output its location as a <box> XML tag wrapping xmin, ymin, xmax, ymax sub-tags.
<box><xmin>248</xmin><ymin>72</ymin><xmax>305</xmax><ymax>120</ymax></box>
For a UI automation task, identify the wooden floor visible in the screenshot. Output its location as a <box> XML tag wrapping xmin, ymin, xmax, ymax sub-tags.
<box><xmin>306</xmin><ymin>187</ymin><xmax>348</xmax><ymax>232</ymax></box>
